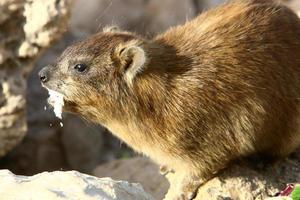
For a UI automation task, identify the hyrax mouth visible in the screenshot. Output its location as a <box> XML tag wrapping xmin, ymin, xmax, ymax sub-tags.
<box><xmin>46</xmin><ymin>88</ymin><xmax>64</xmax><ymax>119</ymax></box>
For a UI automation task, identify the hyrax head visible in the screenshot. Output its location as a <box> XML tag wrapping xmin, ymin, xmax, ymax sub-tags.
<box><xmin>39</xmin><ymin>27</ymin><xmax>149</xmax><ymax>123</ymax></box>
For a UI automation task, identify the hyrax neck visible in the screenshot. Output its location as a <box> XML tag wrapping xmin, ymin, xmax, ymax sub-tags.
<box><xmin>104</xmin><ymin>55</ymin><xmax>171</xmax><ymax>154</ymax></box>
<box><xmin>104</xmin><ymin>41</ymin><xmax>191</xmax><ymax>157</ymax></box>
<box><xmin>107</xmin><ymin>77</ymin><xmax>168</xmax><ymax>152</ymax></box>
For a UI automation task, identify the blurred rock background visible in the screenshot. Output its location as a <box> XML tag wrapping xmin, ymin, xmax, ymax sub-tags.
<box><xmin>0</xmin><ymin>0</ymin><xmax>299</xmax><ymax>182</ymax></box>
<box><xmin>0</xmin><ymin>0</ymin><xmax>71</xmax><ymax>171</ymax></box>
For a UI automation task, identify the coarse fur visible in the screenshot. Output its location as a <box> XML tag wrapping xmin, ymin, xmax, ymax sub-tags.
<box><xmin>39</xmin><ymin>0</ymin><xmax>300</xmax><ymax>199</ymax></box>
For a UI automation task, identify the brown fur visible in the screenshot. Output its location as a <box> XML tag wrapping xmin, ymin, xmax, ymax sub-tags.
<box><xmin>40</xmin><ymin>0</ymin><xmax>300</xmax><ymax>199</ymax></box>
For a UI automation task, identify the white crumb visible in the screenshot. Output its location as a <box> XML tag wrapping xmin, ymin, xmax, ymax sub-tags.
<box><xmin>44</xmin><ymin>106</ymin><xmax>47</xmax><ymax>110</ymax></box>
<box><xmin>47</xmin><ymin>89</ymin><xmax>64</xmax><ymax>119</ymax></box>
<box><xmin>60</xmin><ymin>122</ymin><xmax>63</xmax><ymax>127</ymax></box>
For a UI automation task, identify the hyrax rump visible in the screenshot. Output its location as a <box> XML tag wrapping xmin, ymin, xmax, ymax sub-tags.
<box><xmin>39</xmin><ymin>0</ymin><xmax>300</xmax><ymax>199</ymax></box>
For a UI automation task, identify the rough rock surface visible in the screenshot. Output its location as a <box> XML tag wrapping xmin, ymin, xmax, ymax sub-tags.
<box><xmin>0</xmin><ymin>0</ymin><xmax>71</xmax><ymax>157</ymax></box>
<box><xmin>165</xmin><ymin>150</ymin><xmax>300</xmax><ymax>200</ymax></box>
<box><xmin>94</xmin><ymin>151</ymin><xmax>300</xmax><ymax>200</ymax></box>
<box><xmin>0</xmin><ymin>170</ymin><xmax>154</xmax><ymax>200</ymax></box>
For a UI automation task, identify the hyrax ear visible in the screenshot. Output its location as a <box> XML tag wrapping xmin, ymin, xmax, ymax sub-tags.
<box><xmin>113</xmin><ymin>41</ymin><xmax>147</xmax><ymax>85</ymax></box>
<box><xmin>103</xmin><ymin>25</ymin><xmax>121</xmax><ymax>33</ymax></box>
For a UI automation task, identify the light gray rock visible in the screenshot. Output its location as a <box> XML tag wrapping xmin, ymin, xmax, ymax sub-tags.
<box><xmin>0</xmin><ymin>0</ymin><xmax>71</xmax><ymax>158</ymax></box>
<box><xmin>0</xmin><ymin>170</ymin><xmax>154</xmax><ymax>200</ymax></box>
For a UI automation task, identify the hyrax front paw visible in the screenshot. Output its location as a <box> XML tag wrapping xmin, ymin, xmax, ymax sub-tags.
<box><xmin>174</xmin><ymin>179</ymin><xmax>202</xmax><ymax>200</ymax></box>
<box><xmin>160</xmin><ymin>165</ymin><xmax>175</xmax><ymax>176</ymax></box>
<box><xmin>173</xmin><ymin>193</ymin><xmax>196</xmax><ymax>200</ymax></box>
<box><xmin>164</xmin><ymin>170</ymin><xmax>208</xmax><ymax>200</ymax></box>
<box><xmin>166</xmin><ymin>173</ymin><xmax>204</xmax><ymax>200</ymax></box>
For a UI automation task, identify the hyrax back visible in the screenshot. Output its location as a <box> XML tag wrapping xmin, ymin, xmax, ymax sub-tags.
<box><xmin>39</xmin><ymin>0</ymin><xmax>300</xmax><ymax>199</ymax></box>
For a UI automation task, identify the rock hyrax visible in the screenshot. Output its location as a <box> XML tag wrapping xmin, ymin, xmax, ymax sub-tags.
<box><xmin>39</xmin><ymin>0</ymin><xmax>300</xmax><ymax>199</ymax></box>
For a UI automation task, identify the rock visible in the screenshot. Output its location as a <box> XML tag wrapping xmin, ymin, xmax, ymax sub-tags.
<box><xmin>0</xmin><ymin>170</ymin><xmax>154</xmax><ymax>200</ymax></box>
<box><xmin>0</xmin><ymin>0</ymin><xmax>71</xmax><ymax>158</ymax></box>
<box><xmin>165</xmin><ymin>150</ymin><xmax>300</xmax><ymax>200</ymax></box>
<box><xmin>22</xmin><ymin>0</ymin><xmax>70</xmax><ymax>49</ymax></box>
<box><xmin>93</xmin><ymin>157</ymin><xmax>169</xmax><ymax>200</ymax></box>
<box><xmin>93</xmin><ymin>150</ymin><xmax>300</xmax><ymax>200</ymax></box>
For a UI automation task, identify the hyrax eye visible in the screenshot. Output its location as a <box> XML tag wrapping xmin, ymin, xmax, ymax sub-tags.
<box><xmin>74</xmin><ymin>64</ymin><xmax>87</xmax><ymax>72</ymax></box>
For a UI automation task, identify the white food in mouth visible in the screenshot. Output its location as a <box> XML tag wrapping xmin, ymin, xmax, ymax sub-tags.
<box><xmin>47</xmin><ymin>89</ymin><xmax>64</xmax><ymax>119</ymax></box>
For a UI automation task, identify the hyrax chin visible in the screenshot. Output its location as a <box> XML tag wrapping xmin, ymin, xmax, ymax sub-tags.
<box><xmin>39</xmin><ymin>0</ymin><xmax>300</xmax><ymax>199</ymax></box>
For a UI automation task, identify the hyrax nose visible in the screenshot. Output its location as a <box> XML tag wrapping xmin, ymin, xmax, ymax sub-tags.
<box><xmin>39</xmin><ymin>67</ymin><xmax>49</xmax><ymax>83</ymax></box>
